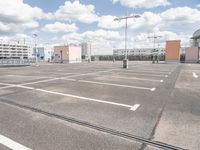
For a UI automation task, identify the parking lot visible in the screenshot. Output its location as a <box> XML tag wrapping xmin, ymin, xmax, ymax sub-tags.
<box><xmin>0</xmin><ymin>61</ymin><xmax>199</xmax><ymax>150</ymax></box>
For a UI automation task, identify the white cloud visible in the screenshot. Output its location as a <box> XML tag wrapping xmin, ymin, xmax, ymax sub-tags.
<box><xmin>42</xmin><ymin>22</ymin><xmax>78</xmax><ymax>33</ymax></box>
<box><xmin>82</xmin><ymin>29</ymin><xmax>122</xmax><ymax>41</ymax></box>
<box><xmin>0</xmin><ymin>33</ymin><xmax>33</xmax><ymax>44</ymax></box>
<box><xmin>98</xmin><ymin>12</ymin><xmax>162</xmax><ymax>33</ymax></box>
<box><xmin>0</xmin><ymin>0</ymin><xmax>50</xmax><ymax>33</ymax></box>
<box><xmin>133</xmin><ymin>30</ymin><xmax>191</xmax><ymax>48</ymax></box>
<box><xmin>161</xmin><ymin>7</ymin><xmax>200</xmax><ymax>24</ymax></box>
<box><xmin>129</xmin><ymin>12</ymin><xmax>162</xmax><ymax>30</ymax></box>
<box><xmin>62</xmin><ymin>29</ymin><xmax>122</xmax><ymax>43</ymax></box>
<box><xmin>98</xmin><ymin>7</ymin><xmax>200</xmax><ymax>34</ymax></box>
<box><xmin>197</xmin><ymin>4</ymin><xmax>200</xmax><ymax>8</ymax></box>
<box><xmin>62</xmin><ymin>29</ymin><xmax>123</xmax><ymax>54</ymax></box>
<box><xmin>98</xmin><ymin>15</ymin><xmax>124</xmax><ymax>29</ymax></box>
<box><xmin>112</xmin><ymin>0</ymin><xmax>170</xmax><ymax>8</ymax></box>
<box><xmin>54</xmin><ymin>1</ymin><xmax>98</xmax><ymax>24</ymax></box>
<box><xmin>0</xmin><ymin>22</ymin><xmax>11</xmax><ymax>32</ymax></box>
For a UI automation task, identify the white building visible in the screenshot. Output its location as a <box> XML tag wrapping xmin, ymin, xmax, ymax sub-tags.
<box><xmin>0</xmin><ymin>41</ymin><xmax>30</xmax><ymax>59</ymax></box>
<box><xmin>81</xmin><ymin>42</ymin><xmax>90</xmax><ymax>59</ymax></box>
<box><xmin>113</xmin><ymin>48</ymin><xmax>165</xmax><ymax>56</ymax></box>
<box><xmin>54</xmin><ymin>45</ymin><xmax>82</xmax><ymax>63</ymax></box>
<box><xmin>31</xmin><ymin>45</ymin><xmax>53</xmax><ymax>62</ymax></box>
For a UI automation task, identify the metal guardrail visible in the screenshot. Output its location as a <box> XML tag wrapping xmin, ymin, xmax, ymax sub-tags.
<box><xmin>0</xmin><ymin>59</ymin><xmax>30</xmax><ymax>66</ymax></box>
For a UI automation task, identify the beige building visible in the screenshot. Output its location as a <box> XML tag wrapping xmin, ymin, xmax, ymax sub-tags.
<box><xmin>54</xmin><ymin>45</ymin><xmax>81</xmax><ymax>63</ymax></box>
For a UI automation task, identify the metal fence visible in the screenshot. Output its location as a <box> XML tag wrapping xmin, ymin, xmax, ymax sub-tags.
<box><xmin>0</xmin><ymin>59</ymin><xmax>30</xmax><ymax>66</ymax></box>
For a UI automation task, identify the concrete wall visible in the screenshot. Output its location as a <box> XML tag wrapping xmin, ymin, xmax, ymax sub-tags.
<box><xmin>69</xmin><ymin>46</ymin><xmax>82</xmax><ymax>63</ymax></box>
<box><xmin>185</xmin><ymin>47</ymin><xmax>199</xmax><ymax>63</ymax></box>
<box><xmin>165</xmin><ymin>40</ymin><xmax>181</xmax><ymax>62</ymax></box>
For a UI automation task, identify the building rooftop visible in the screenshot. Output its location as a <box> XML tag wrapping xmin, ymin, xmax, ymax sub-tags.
<box><xmin>191</xmin><ymin>29</ymin><xmax>200</xmax><ymax>39</ymax></box>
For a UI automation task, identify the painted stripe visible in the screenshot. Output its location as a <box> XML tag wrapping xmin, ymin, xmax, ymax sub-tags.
<box><xmin>118</xmin><ymin>72</ymin><xmax>168</xmax><ymax>78</ymax></box>
<box><xmin>36</xmin><ymin>89</ymin><xmax>136</xmax><ymax>110</ymax></box>
<box><xmin>130</xmin><ymin>104</ymin><xmax>140</xmax><ymax>111</ymax></box>
<box><xmin>62</xmin><ymin>69</ymin><xmax>116</xmax><ymax>79</ymax></box>
<box><xmin>192</xmin><ymin>72</ymin><xmax>198</xmax><ymax>78</ymax></box>
<box><xmin>75</xmin><ymin>80</ymin><xmax>155</xmax><ymax>91</ymax></box>
<box><xmin>0</xmin><ymin>134</ymin><xmax>31</xmax><ymax>150</ymax></box>
<box><xmin>7</xmin><ymin>75</ymin><xmax>49</xmax><ymax>79</ymax></box>
<box><xmin>101</xmin><ymin>75</ymin><xmax>164</xmax><ymax>83</ymax></box>
<box><xmin>0</xmin><ymin>82</ymin><xmax>140</xmax><ymax>111</ymax></box>
<box><xmin>0</xmin><ymin>82</ymin><xmax>139</xmax><ymax>109</ymax></box>
<box><xmin>117</xmin><ymin>70</ymin><xmax>171</xmax><ymax>75</ymax></box>
<box><xmin>0</xmin><ymin>69</ymin><xmax>116</xmax><ymax>90</ymax></box>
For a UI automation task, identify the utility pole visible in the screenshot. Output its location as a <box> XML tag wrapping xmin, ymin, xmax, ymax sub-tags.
<box><xmin>148</xmin><ymin>34</ymin><xmax>162</xmax><ymax>63</ymax></box>
<box><xmin>114</xmin><ymin>13</ymin><xmax>140</xmax><ymax>68</ymax></box>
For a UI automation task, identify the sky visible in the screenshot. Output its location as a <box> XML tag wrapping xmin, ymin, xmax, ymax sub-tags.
<box><xmin>0</xmin><ymin>0</ymin><xmax>200</xmax><ymax>54</ymax></box>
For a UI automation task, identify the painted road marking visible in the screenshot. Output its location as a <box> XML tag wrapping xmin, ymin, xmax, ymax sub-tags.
<box><xmin>150</xmin><ymin>88</ymin><xmax>156</xmax><ymax>91</ymax></box>
<box><xmin>117</xmin><ymin>70</ymin><xmax>171</xmax><ymax>75</ymax></box>
<box><xmin>0</xmin><ymin>69</ymin><xmax>115</xmax><ymax>90</ymax></box>
<box><xmin>192</xmin><ymin>72</ymin><xmax>198</xmax><ymax>78</ymax></box>
<box><xmin>136</xmin><ymin>69</ymin><xmax>172</xmax><ymax>73</ymax></box>
<box><xmin>71</xmin><ymin>79</ymin><xmax>156</xmax><ymax>91</ymax></box>
<box><xmin>130</xmin><ymin>104</ymin><xmax>140</xmax><ymax>111</ymax></box>
<box><xmin>116</xmin><ymin>72</ymin><xmax>168</xmax><ymax>78</ymax></box>
<box><xmin>62</xmin><ymin>69</ymin><xmax>117</xmax><ymax>79</ymax></box>
<box><xmin>0</xmin><ymin>82</ymin><xmax>140</xmax><ymax>111</ymax></box>
<box><xmin>37</xmin><ymin>89</ymin><xmax>139</xmax><ymax>111</ymax></box>
<box><xmin>0</xmin><ymin>134</ymin><xmax>31</xmax><ymax>150</ymax></box>
<box><xmin>98</xmin><ymin>75</ymin><xmax>164</xmax><ymax>83</ymax></box>
<box><xmin>7</xmin><ymin>75</ymin><xmax>49</xmax><ymax>79</ymax></box>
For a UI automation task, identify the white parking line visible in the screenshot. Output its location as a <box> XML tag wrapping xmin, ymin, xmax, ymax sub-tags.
<box><xmin>101</xmin><ymin>75</ymin><xmax>164</xmax><ymax>83</ymax></box>
<box><xmin>0</xmin><ymin>82</ymin><xmax>140</xmax><ymax>111</ymax></box>
<box><xmin>192</xmin><ymin>72</ymin><xmax>198</xmax><ymax>78</ymax></box>
<box><xmin>0</xmin><ymin>69</ymin><xmax>116</xmax><ymax>90</ymax></box>
<box><xmin>0</xmin><ymin>134</ymin><xmax>31</xmax><ymax>150</ymax></box>
<box><xmin>130</xmin><ymin>104</ymin><xmax>140</xmax><ymax>111</ymax></box>
<box><xmin>117</xmin><ymin>70</ymin><xmax>171</xmax><ymax>75</ymax></box>
<box><xmin>116</xmin><ymin>72</ymin><xmax>168</xmax><ymax>78</ymax></box>
<box><xmin>71</xmin><ymin>79</ymin><xmax>156</xmax><ymax>91</ymax></box>
<box><xmin>62</xmin><ymin>69</ymin><xmax>117</xmax><ymax>79</ymax></box>
<box><xmin>7</xmin><ymin>75</ymin><xmax>49</xmax><ymax>79</ymax></box>
<box><xmin>37</xmin><ymin>89</ymin><xmax>139</xmax><ymax>110</ymax></box>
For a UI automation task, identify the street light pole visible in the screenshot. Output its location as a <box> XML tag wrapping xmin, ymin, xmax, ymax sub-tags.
<box><xmin>148</xmin><ymin>34</ymin><xmax>162</xmax><ymax>63</ymax></box>
<box><xmin>33</xmin><ymin>33</ymin><xmax>38</xmax><ymax>65</ymax></box>
<box><xmin>114</xmin><ymin>13</ymin><xmax>140</xmax><ymax>68</ymax></box>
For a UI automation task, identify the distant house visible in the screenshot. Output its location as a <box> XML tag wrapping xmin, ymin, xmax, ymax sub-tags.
<box><xmin>54</xmin><ymin>45</ymin><xmax>81</xmax><ymax>63</ymax></box>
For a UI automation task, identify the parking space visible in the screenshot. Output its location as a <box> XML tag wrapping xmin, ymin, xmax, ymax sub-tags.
<box><xmin>0</xmin><ymin>62</ymin><xmax>199</xmax><ymax>150</ymax></box>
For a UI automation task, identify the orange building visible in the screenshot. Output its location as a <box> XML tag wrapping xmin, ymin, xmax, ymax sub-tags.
<box><xmin>165</xmin><ymin>40</ymin><xmax>181</xmax><ymax>62</ymax></box>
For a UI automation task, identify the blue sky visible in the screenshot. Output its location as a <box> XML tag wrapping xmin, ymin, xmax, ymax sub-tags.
<box><xmin>0</xmin><ymin>0</ymin><xmax>200</xmax><ymax>54</ymax></box>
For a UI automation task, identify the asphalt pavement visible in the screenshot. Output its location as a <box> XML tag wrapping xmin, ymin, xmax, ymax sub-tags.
<box><xmin>0</xmin><ymin>61</ymin><xmax>199</xmax><ymax>150</ymax></box>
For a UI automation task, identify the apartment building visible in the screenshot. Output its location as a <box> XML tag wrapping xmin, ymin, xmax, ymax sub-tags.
<box><xmin>81</xmin><ymin>42</ymin><xmax>90</xmax><ymax>59</ymax></box>
<box><xmin>0</xmin><ymin>41</ymin><xmax>30</xmax><ymax>59</ymax></box>
<box><xmin>113</xmin><ymin>48</ymin><xmax>165</xmax><ymax>56</ymax></box>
